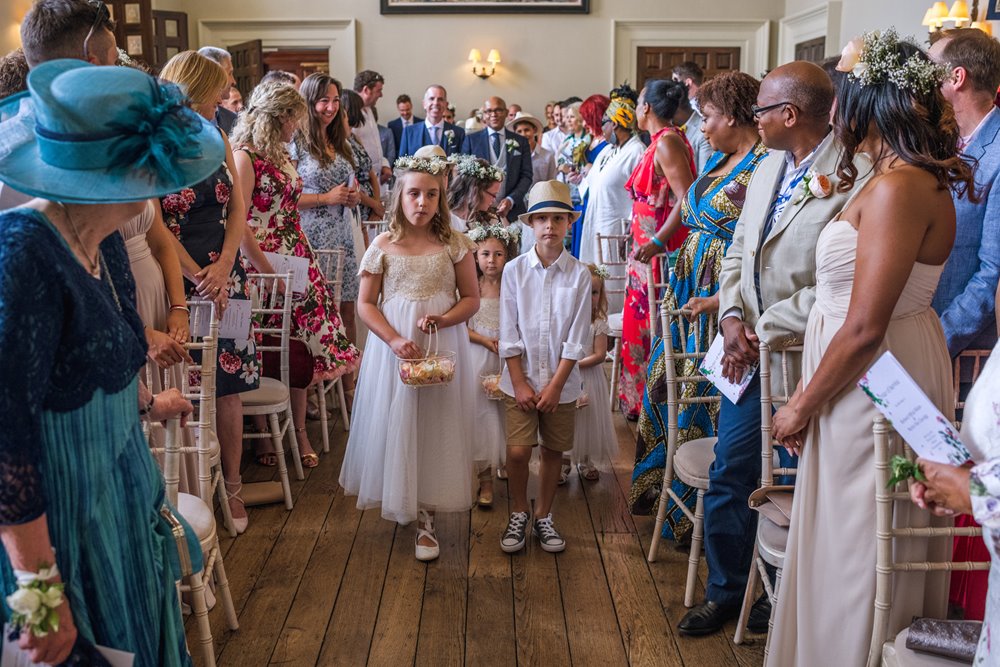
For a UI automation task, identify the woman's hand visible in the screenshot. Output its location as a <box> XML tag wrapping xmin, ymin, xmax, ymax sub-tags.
<box><xmin>18</xmin><ymin>594</ymin><xmax>77</xmax><ymax>665</ymax></box>
<box><xmin>913</xmin><ymin>458</ymin><xmax>973</xmax><ymax>515</ymax></box>
<box><xmin>772</xmin><ymin>400</ymin><xmax>809</xmax><ymax>455</ymax></box>
<box><xmin>684</xmin><ymin>295</ymin><xmax>720</xmax><ymax>321</ymax></box>
<box><xmin>146</xmin><ymin>328</ymin><xmax>193</xmax><ymax>368</ymax></box>
<box><xmin>417</xmin><ymin>314</ymin><xmax>446</xmax><ymax>333</ymax></box>
<box><xmin>194</xmin><ymin>260</ymin><xmax>231</xmax><ymax>302</ymax></box>
<box><xmin>390</xmin><ymin>336</ymin><xmax>423</xmax><ymax>360</ymax></box>
<box><xmin>634</xmin><ymin>240</ymin><xmax>662</xmax><ymax>264</ymax></box>
<box><xmin>166</xmin><ymin>309</ymin><xmax>189</xmax><ymax>344</ymax></box>
<box><xmin>567</xmin><ymin>170</ymin><xmax>583</xmax><ymax>185</ymax></box>
<box><xmin>148</xmin><ymin>387</ymin><xmax>194</xmax><ymax>427</ymax></box>
<box><xmin>346</xmin><ymin>188</ymin><xmax>361</xmax><ymax>208</ymax></box>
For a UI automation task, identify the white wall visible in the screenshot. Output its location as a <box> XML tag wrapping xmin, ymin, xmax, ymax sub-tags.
<box><xmin>1</xmin><ymin>0</ymin><xmax>33</xmax><ymax>56</ymax></box>
<box><xmin>150</xmin><ymin>0</ymin><xmax>785</xmax><ymax>120</ymax></box>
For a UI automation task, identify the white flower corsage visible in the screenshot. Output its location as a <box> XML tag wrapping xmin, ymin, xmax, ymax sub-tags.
<box><xmin>593</xmin><ymin>264</ymin><xmax>611</xmax><ymax>280</ymax></box>
<box><xmin>445</xmin><ymin>129</ymin><xmax>456</xmax><ymax>148</ymax></box>
<box><xmin>793</xmin><ymin>169</ymin><xmax>833</xmax><ymax>205</ymax></box>
<box><xmin>6</xmin><ymin>564</ymin><xmax>65</xmax><ymax>637</ymax></box>
<box><xmin>505</xmin><ymin>138</ymin><xmax>519</xmax><ymax>154</ymax></box>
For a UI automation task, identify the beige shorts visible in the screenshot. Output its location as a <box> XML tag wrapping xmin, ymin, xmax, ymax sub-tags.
<box><xmin>504</xmin><ymin>396</ymin><xmax>576</xmax><ymax>453</ymax></box>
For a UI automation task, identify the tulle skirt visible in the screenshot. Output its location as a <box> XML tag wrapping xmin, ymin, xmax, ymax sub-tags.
<box><xmin>339</xmin><ymin>292</ymin><xmax>475</xmax><ymax>524</ymax></box>
<box><xmin>572</xmin><ymin>364</ymin><xmax>618</xmax><ymax>469</ymax></box>
<box><xmin>468</xmin><ymin>340</ymin><xmax>505</xmax><ymax>469</ymax></box>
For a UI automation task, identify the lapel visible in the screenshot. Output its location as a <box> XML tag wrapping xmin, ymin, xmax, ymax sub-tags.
<box><xmin>742</xmin><ymin>151</ymin><xmax>785</xmax><ymax>247</ymax></box>
<box><xmin>764</xmin><ymin>135</ymin><xmax>839</xmax><ymax>247</ymax></box>
<box><xmin>963</xmin><ymin>108</ymin><xmax>1000</xmax><ymax>163</ymax></box>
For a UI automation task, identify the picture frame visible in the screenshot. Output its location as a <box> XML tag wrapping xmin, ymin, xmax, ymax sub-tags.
<box><xmin>380</xmin><ymin>0</ymin><xmax>589</xmax><ymax>14</ymax></box>
<box><xmin>986</xmin><ymin>0</ymin><xmax>1000</xmax><ymax>20</ymax></box>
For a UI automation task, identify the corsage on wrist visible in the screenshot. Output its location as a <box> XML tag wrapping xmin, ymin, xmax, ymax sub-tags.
<box><xmin>6</xmin><ymin>563</ymin><xmax>65</xmax><ymax>637</ymax></box>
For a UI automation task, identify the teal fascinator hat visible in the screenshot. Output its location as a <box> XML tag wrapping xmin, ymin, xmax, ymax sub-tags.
<box><xmin>0</xmin><ymin>59</ymin><xmax>225</xmax><ymax>204</ymax></box>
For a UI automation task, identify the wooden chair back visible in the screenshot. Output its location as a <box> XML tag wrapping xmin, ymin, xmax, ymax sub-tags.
<box><xmin>247</xmin><ymin>272</ymin><xmax>293</xmax><ymax>387</ymax></box>
<box><xmin>314</xmin><ymin>247</ymin><xmax>346</xmax><ymax>308</ymax></box>
<box><xmin>758</xmin><ymin>342</ymin><xmax>803</xmax><ymax>486</ymax></box>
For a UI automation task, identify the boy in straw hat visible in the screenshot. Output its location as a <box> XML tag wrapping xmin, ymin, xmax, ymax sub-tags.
<box><xmin>498</xmin><ymin>180</ymin><xmax>591</xmax><ymax>553</ymax></box>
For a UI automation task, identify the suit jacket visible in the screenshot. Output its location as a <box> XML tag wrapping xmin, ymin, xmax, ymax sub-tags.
<box><xmin>931</xmin><ymin>108</ymin><xmax>1000</xmax><ymax>356</ymax></box>
<box><xmin>398</xmin><ymin>121</ymin><xmax>466</xmax><ymax>158</ymax></box>
<box><xmin>718</xmin><ymin>135</ymin><xmax>872</xmax><ymax>395</ymax></box>
<box><xmin>215</xmin><ymin>106</ymin><xmax>237</xmax><ymax>135</ymax></box>
<box><xmin>388</xmin><ymin>115</ymin><xmax>424</xmax><ymax>153</ymax></box>
<box><xmin>379</xmin><ymin>124</ymin><xmax>397</xmax><ymax>166</ymax></box>
<box><xmin>461</xmin><ymin>129</ymin><xmax>534</xmax><ymax>221</ymax></box>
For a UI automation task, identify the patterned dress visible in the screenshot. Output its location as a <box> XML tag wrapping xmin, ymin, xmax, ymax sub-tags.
<box><xmin>618</xmin><ymin>126</ymin><xmax>694</xmax><ymax>417</ymax></box>
<box><xmin>629</xmin><ymin>144</ymin><xmax>768</xmax><ymax>539</ymax></box>
<box><xmin>291</xmin><ymin>139</ymin><xmax>360</xmax><ymax>300</ymax></box>
<box><xmin>240</xmin><ymin>148</ymin><xmax>360</xmax><ymax>382</ymax></box>
<box><xmin>348</xmin><ymin>134</ymin><xmax>377</xmax><ymax>222</ymax></box>
<box><xmin>160</xmin><ymin>163</ymin><xmax>260</xmax><ymax>396</ymax></box>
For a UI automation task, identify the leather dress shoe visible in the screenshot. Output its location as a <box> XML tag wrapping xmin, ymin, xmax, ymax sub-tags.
<box><xmin>747</xmin><ymin>593</ymin><xmax>771</xmax><ymax>633</ymax></box>
<box><xmin>677</xmin><ymin>600</ymin><xmax>739</xmax><ymax>636</ymax></box>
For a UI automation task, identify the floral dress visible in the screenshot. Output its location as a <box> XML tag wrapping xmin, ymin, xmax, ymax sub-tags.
<box><xmin>618</xmin><ymin>126</ymin><xmax>694</xmax><ymax>417</ymax></box>
<box><xmin>348</xmin><ymin>134</ymin><xmax>377</xmax><ymax>222</ymax></box>
<box><xmin>291</xmin><ymin>139</ymin><xmax>360</xmax><ymax>300</ymax></box>
<box><xmin>239</xmin><ymin>148</ymin><xmax>360</xmax><ymax>382</ymax></box>
<box><xmin>160</xmin><ymin>163</ymin><xmax>260</xmax><ymax>396</ymax></box>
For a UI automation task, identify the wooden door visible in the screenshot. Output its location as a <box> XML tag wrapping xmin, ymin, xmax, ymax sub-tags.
<box><xmin>151</xmin><ymin>10</ymin><xmax>188</xmax><ymax>69</ymax></box>
<box><xmin>636</xmin><ymin>46</ymin><xmax>741</xmax><ymax>90</ymax></box>
<box><xmin>262</xmin><ymin>49</ymin><xmax>330</xmax><ymax>83</ymax></box>
<box><xmin>229</xmin><ymin>40</ymin><xmax>264</xmax><ymax>98</ymax></box>
<box><xmin>106</xmin><ymin>0</ymin><xmax>154</xmax><ymax>67</ymax></box>
<box><xmin>794</xmin><ymin>37</ymin><xmax>826</xmax><ymax>63</ymax></box>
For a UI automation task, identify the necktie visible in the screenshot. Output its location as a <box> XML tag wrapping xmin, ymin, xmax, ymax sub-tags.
<box><xmin>491</xmin><ymin>131</ymin><xmax>501</xmax><ymax>159</ymax></box>
<box><xmin>430</xmin><ymin>126</ymin><xmax>438</xmax><ymax>145</ymax></box>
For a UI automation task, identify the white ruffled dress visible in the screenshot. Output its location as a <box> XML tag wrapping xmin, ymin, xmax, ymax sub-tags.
<box><xmin>572</xmin><ymin>317</ymin><xmax>618</xmax><ymax>468</ymax></box>
<box><xmin>339</xmin><ymin>234</ymin><xmax>477</xmax><ymax>524</ymax></box>
<box><xmin>468</xmin><ymin>296</ymin><xmax>506</xmax><ymax>469</ymax></box>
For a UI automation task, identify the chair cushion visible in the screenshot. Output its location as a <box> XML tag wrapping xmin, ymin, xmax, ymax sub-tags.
<box><xmin>884</xmin><ymin>628</ymin><xmax>972</xmax><ymax>667</ymax></box>
<box><xmin>608</xmin><ymin>312</ymin><xmax>623</xmax><ymax>335</ymax></box>
<box><xmin>177</xmin><ymin>492</ymin><xmax>216</xmax><ymax>546</ymax></box>
<box><xmin>241</xmin><ymin>377</ymin><xmax>288</xmax><ymax>408</ymax></box>
<box><xmin>672</xmin><ymin>437</ymin><xmax>717</xmax><ymax>489</ymax></box>
<box><xmin>757</xmin><ymin>515</ymin><xmax>788</xmax><ymax>568</ymax></box>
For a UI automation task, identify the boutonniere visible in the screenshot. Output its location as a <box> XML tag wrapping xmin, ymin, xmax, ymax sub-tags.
<box><xmin>792</xmin><ymin>169</ymin><xmax>833</xmax><ymax>205</ymax></box>
<box><xmin>505</xmin><ymin>138</ymin><xmax>519</xmax><ymax>153</ymax></box>
<box><xmin>445</xmin><ymin>129</ymin><xmax>455</xmax><ymax>147</ymax></box>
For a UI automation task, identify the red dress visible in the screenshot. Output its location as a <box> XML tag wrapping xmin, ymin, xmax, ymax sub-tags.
<box><xmin>618</xmin><ymin>127</ymin><xmax>694</xmax><ymax>416</ymax></box>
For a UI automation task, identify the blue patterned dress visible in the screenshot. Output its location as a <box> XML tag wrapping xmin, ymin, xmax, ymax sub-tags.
<box><xmin>629</xmin><ymin>143</ymin><xmax>768</xmax><ymax>540</ymax></box>
<box><xmin>0</xmin><ymin>209</ymin><xmax>199</xmax><ymax>665</ymax></box>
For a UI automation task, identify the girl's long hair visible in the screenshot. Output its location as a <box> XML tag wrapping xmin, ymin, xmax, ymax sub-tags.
<box><xmin>586</xmin><ymin>264</ymin><xmax>608</xmax><ymax>322</ymax></box>
<box><xmin>230</xmin><ymin>81</ymin><xmax>306</xmax><ymax>166</ymax></box>
<box><xmin>385</xmin><ymin>169</ymin><xmax>453</xmax><ymax>244</ymax></box>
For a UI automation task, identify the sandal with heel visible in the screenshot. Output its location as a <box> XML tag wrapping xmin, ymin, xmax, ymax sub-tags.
<box><xmin>295</xmin><ymin>427</ymin><xmax>320</xmax><ymax>468</ymax></box>
<box><xmin>224</xmin><ymin>480</ymin><xmax>249</xmax><ymax>534</ymax></box>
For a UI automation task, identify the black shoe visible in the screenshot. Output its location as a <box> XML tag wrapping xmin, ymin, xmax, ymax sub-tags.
<box><xmin>677</xmin><ymin>600</ymin><xmax>739</xmax><ymax>636</ymax></box>
<box><xmin>747</xmin><ymin>593</ymin><xmax>771</xmax><ymax>634</ymax></box>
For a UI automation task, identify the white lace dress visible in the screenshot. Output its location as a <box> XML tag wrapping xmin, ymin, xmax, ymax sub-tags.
<box><xmin>468</xmin><ymin>296</ymin><xmax>505</xmax><ymax>469</ymax></box>
<box><xmin>572</xmin><ymin>317</ymin><xmax>618</xmax><ymax>468</ymax></box>
<box><xmin>339</xmin><ymin>234</ymin><xmax>477</xmax><ymax>524</ymax></box>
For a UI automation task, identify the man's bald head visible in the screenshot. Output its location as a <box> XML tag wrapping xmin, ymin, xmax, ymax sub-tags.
<box><xmin>762</xmin><ymin>61</ymin><xmax>834</xmax><ymax>122</ymax></box>
<box><xmin>482</xmin><ymin>96</ymin><xmax>508</xmax><ymax>130</ymax></box>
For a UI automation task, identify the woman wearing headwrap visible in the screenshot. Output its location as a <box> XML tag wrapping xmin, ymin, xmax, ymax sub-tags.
<box><xmin>578</xmin><ymin>84</ymin><xmax>645</xmax><ymax>286</ymax></box>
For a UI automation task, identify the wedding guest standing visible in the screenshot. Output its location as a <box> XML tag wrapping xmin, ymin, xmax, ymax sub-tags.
<box><xmin>461</xmin><ymin>96</ymin><xmax>533</xmax><ymax>222</ymax></box>
<box><xmin>508</xmin><ymin>112</ymin><xmax>557</xmax><ymax>185</ymax></box>
<box><xmin>768</xmin><ymin>32</ymin><xmax>968</xmax><ymax>664</ymax></box>
<box><xmin>672</xmin><ymin>61</ymin><xmax>713</xmax><ymax>175</ymax></box>
<box><xmin>398</xmin><ymin>85</ymin><xmax>466</xmax><ymax>157</ymax></box>
<box><xmin>618</xmin><ymin>79</ymin><xmax>695</xmax><ymax>419</ymax></box>
<box><xmin>352</xmin><ymin>69</ymin><xmax>391</xmax><ymax>185</ymax></box>
<box><xmin>388</xmin><ymin>93</ymin><xmax>421</xmax><ymax>149</ymax></box>
<box><xmin>629</xmin><ymin>72</ymin><xmax>767</xmax><ymax>539</ymax></box>
<box><xmin>342</xmin><ymin>89</ymin><xmax>387</xmax><ymax>222</ymax></box>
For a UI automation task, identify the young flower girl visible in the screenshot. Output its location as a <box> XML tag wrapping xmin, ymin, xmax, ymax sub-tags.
<box><xmin>339</xmin><ymin>155</ymin><xmax>480</xmax><ymax>562</ymax></box>
<box><xmin>573</xmin><ymin>264</ymin><xmax>618</xmax><ymax>480</ymax></box>
<box><xmin>467</xmin><ymin>224</ymin><xmax>520</xmax><ymax>507</ymax></box>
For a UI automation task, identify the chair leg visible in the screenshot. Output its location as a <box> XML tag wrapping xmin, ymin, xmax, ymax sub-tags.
<box><xmin>214</xmin><ymin>468</ymin><xmax>237</xmax><ymax>538</ymax></box>
<box><xmin>609</xmin><ymin>337</ymin><xmax>622</xmax><ymax>411</ymax></box>
<box><xmin>647</xmin><ymin>473</ymin><xmax>673</xmax><ymax>563</ymax></box>
<box><xmin>286</xmin><ymin>406</ymin><xmax>304</xmax><ymax>480</ymax></box>
<box><xmin>734</xmin><ymin>543</ymin><xmax>761</xmax><ymax>645</ymax></box>
<box><xmin>763</xmin><ymin>566</ymin><xmax>782</xmax><ymax>661</ymax></box>
<box><xmin>210</xmin><ymin>538</ymin><xmax>239</xmax><ymax>631</ymax></box>
<box><xmin>269</xmin><ymin>413</ymin><xmax>294</xmax><ymax>510</ymax></box>
<box><xmin>684</xmin><ymin>490</ymin><xmax>705</xmax><ymax>608</ymax></box>
<box><xmin>187</xmin><ymin>570</ymin><xmax>216</xmax><ymax>667</ymax></box>
<box><xmin>336</xmin><ymin>377</ymin><xmax>350</xmax><ymax>431</ymax></box>
<box><xmin>317</xmin><ymin>383</ymin><xmax>330</xmax><ymax>454</ymax></box>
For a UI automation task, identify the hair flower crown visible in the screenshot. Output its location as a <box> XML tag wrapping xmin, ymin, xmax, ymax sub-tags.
<box><xmin>836</xmin><ymin>29</ymin><xmax>946</xmax><ymax>96</ymax></box>
<box><xmin>467</xmin><ymin>223</ymin><xmax>520</xmax><ymax>245</ymax></box>
<box><xmin>394</xmin><ymin>155</ymin><xmax>450</xmax><ymax>175</ymax></box>
<box><xmin>453</xmin><ymin>153</ymin><xmax>504</xmax><ymax>182</ymax></box>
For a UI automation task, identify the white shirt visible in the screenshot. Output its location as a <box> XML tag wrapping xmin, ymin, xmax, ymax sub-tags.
<box><xmin>531</xmin><ymin>145</ymin><xmax>558</xmax><ymax>184</ymax></box>
<box><xmin>541</xmin><ymin>128</ymin><xmax>567</xmax><ymax>157</ymax></box>
<box><xmin>355</xmin><ymin>107</ymin><xmax>387</xmax><ymax>170</ymax></box>
<box><xmin>425</xmin><ymin>119</ymin><xmax>445</xmax><ymax>146</ymax></box>
<box><xmin>450</xmin><ymin>212</ymin><xmax>468</xmax><ymax>233</ymax></box>
<box><xmin>578</xmin><ymin>135</ymin><xmax>645</xmax><ymax>265</ymax></box>
<box><xmin>499</xmin><ymin>246</ymin><xmax>591</xmax><ymax>403</ymax></box>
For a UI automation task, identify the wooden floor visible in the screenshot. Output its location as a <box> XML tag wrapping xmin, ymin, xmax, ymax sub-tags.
<box><xmin>190</xmin><ymin>400</ymin><xmax>767</xmax><ymax>667</ymax></box>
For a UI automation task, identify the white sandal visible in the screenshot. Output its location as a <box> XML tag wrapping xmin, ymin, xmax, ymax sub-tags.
<box><xmin>415</xmin><ymin>509</ymin><xmax>439</xmax><ymax>562</ymax></box>
<box><xmin>225</xmin><ymin>480</ymin><xmax>249</xmax><ymax>534</ymax></box>
<box><xmin>558</xmin><ymin>460</ymin><xmax>572</xmax><ymax>486</ymax></box>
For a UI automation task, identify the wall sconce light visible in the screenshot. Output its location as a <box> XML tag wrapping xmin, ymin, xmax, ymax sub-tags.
<box><xmin>924</xmin><ymin>0</ymin><xmax>994</xmax><ymax>33</ymax></box>
<box><xmin>469</xmin><ymin>48</ymin><xmax>501</xmax><ymax>80</ymax></box>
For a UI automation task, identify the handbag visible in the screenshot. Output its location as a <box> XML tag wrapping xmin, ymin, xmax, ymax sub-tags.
<box><xmin>905</xmin><ymin>618</ymin><xmax>982</xmax><ymax>663</ymax></box>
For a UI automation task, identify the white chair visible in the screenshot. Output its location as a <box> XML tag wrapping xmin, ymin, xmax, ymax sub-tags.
<box><xmin>644</xmin><ymin>255</ymin><xmax>672</xmax><ymax>340</ymax></box>
<box><xmin>242</xmin><ymin>272</ymin><xmax>301</xmax><ymax>510</ymax></box>
<box><xmin>596</xmin><ymin>230</ymin><xmax>629</xmax><ymax>411</ymax></box>
<box><xmin>870</xmin><ymin>417</ymin><xmax>989</xmax><ymax>667</ymax></box>
<box><xmin>363</xmin><ymin>219</ymin><xmax>388</xmax><ymax>245</ymax></box>
<box><xmin>733</xmin><ymin>343</ymin><xmax>801</xmax><ymax>656</ymax></box>
<box><xmin>159</xmin><ymin>323</ymin><xmax>239</xmax><ymax>667</ymax></box>
<box><xmin>646</xmin><ymin>308</ymin><xmax>719</xmax><ymax>610</ymax></box>
<box><xmin>312</xmin><ymin>247</ymin><xmax>352</xmax><ymax>452</ymax></box>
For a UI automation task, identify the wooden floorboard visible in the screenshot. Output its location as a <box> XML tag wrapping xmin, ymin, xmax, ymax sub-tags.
<box><xmin>198</xmin><ymin>368</ymin><xmax>763</xmax><ymax>667</ymax></box>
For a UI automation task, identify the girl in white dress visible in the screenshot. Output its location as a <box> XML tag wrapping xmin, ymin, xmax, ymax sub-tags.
<box><xmin>573</xmin><ymin>264</ymin><xmax>619</xmax><ymax>480</ymax></box>
<box><xmin>339</xmin><ymin>155</ymin><xmax>480</xmax><ymax>562</ymax></box>
<box><xmin>467</xmin><ymin>224</ymin><xmax>519</xmax><ymax>507</ymax></box>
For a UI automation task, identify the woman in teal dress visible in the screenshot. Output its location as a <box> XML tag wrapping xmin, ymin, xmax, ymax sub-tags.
<box><xmin>0</xmin><ymin>61</ymin><xmax>224</xmax><ymax>664</ymax></box>
<box><xmin>630</xmin><ymin>72</ymin><xmax>768</xmax><ymax>540</ymax></box>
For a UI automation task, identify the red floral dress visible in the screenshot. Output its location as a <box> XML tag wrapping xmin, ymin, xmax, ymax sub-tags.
<box><xmin>239</xmin><ymin>148</ymin><xmax>360</xmax><ymax>382</ymax></box>
<box><xmin>618</xmin><ymin>126</ymin><xmax>695</xmax><ymax>417</ymax></box>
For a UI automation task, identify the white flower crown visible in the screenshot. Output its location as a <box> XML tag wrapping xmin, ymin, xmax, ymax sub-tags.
<box><xmin>452</xmin><ymin>154</ymin><xmax>505</xmax><ymax>183</ymax></box>
<box><xmin>592</xmin><ymin>264</ymin><xmax>611</xmax><ymax>280</ymax></box>
<box><xmin>467</xmin><ymin>224</ymin><xmax>521</xmax><ymax>245</ymax></box>
<box><xmin>837</xmin><ymin>29</ymin><xmax>946</xmax><ymax>96</ymax></box>
<box><xmin>394</xmin><ymin>155</ymin><xmax>450</xmax><ymax>175</ymax></box>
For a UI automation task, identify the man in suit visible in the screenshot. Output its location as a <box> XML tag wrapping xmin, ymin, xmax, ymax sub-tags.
<box><xmin>928</xmin><ymin>28</ymin><xmax>1000</xmax><ymax>358</ymax></box>
<box><xmin>678</xmin><ymin>61</ymin><xmax>872</xmax><ymax>636</ymax></box>
<box><xmin>197</xmin><ymin>46</ymin><xmax>238</xmax><ymax>134</ymax></box>
<box><xmin>398</xmin><ymin>85</ymin><xmax>466</xmax><ymax>158</ymax></box>
<box><xmin>461</xmin><ymin>96</ymin><xmax>533</xmax><ymax>221</ymax></box>
<box><xmin>388</xmin><ymin>93</ymin><xmax>422</xmax><ymax>153</ymax></box>
<box><xmin>379</xmin><ymin>122</ymin><xmax>397</xmax><ymax>167</ymax></box>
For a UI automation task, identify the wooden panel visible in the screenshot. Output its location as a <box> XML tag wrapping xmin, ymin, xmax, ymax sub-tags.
<box><xmin>414</xmin><ymin>512</ymin><xmax>469</xmax><ymax>666</ymax></box>
<box><xmin>151</xmin><ymin>10</ymin><xmax>188</xmax><ymax>69</ymax></box>
<box><xmin>107</xmin><ymin>0</ymin><xmax>155</xmax><ymax>67</ymax></box>
<box><xmin>262</xmin><ymin>49</ymin><xmax>330</xmax><ymax>84</ymax></box>
<box><xmin>636</xmin><ymin>46</ymin><xmax>742</xmax><ymax>91</ymax></box>
<box><xmin>512</xmin><ymin>538</ymin><xmax>570</xmax><ymax>663</ymax></box>
<box><xmin>229</xmin><ymin>39</ymin><xmax>263</xmax><ymax>99</ymax></box>
<box><xmin>794</xmin><ymin>36</ymin><xmax>826</xmax><ymax>64</ymax></box>
<box><xmin>366</xmin><ymin>528</ymin><xmax>426</xmax><ymax>666</ymax></box>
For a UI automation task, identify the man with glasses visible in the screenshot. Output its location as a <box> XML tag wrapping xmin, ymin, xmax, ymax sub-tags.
<box><xmin>461</xmin><ymin>96</ymin><xmax>533</xmax><ymax>221</ymax></box>
<box><xmin>677</xmin><ymin>60</ymin><xmax>872</xmax><ymax>637</ymax></box>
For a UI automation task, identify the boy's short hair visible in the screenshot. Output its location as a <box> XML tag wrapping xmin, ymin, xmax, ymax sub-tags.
<box><xmin>21</xmin><ymin>0</ymin><xmax>116</xmax><ymax>66</ymax></box>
